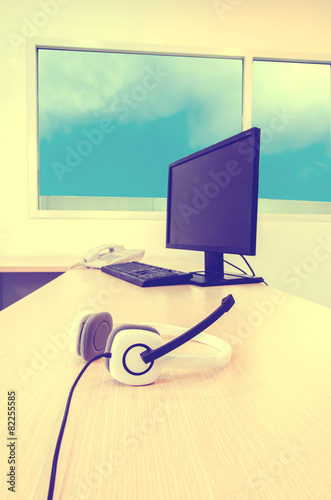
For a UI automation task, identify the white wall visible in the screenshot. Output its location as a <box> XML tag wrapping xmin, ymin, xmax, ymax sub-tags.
<box><xmin>0</xmin><ymin>0</ymin><xmax>331</xmax><ymax>307</ymax></box>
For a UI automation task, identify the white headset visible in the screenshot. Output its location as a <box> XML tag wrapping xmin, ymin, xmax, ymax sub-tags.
<box><xmin>69</xmin><ymin>294</ymin><xmax>234</xmax><ymax>386</ymax></box>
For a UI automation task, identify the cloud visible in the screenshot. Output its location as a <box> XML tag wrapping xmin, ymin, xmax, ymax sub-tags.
<box><xmin>38</xmin><ymin>48</ymin><xmax>242</xmax><ymax>147</ymax></box>
<box><xmin>252</xmin><ymin>61</ymin><xmax>330</xmax><ymax>154</ymax></box>
<box><xmin>39</xmin><ymin>50</ymin><xmax>330</xmax><ymax>157</ymax></box>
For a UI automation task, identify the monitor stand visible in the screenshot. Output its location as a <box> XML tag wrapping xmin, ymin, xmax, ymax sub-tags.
<box><xmin>189</xmin><ymin>252</ymin><xmax>264</xmax><ymax>287</ymax></box>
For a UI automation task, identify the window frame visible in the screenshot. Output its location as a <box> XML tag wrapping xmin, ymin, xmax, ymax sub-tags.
<box><xmin>27</xmin><ymin>39</ymin><xmax>331</xmax><ymax>221</ymax></box>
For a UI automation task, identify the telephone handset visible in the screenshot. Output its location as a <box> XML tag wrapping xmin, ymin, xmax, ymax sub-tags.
<box><xmin>67</xmin><ymin>244</ymin><xmax>145</xmax><ymax>270</ymax></box>
<box><xmin>82</xmin><ymin>244</ymin><xmax>125</xmax><ymax>262</ymax></box>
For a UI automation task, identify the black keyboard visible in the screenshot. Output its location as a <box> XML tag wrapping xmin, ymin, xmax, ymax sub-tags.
<box><xmin>101</xmin><ymin>261</ymin><xmax>193</xmax><ymax>287</ymax></box>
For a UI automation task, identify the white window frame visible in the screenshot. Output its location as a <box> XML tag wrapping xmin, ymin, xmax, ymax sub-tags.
<box><xmin>27</xmin><ymin>38</ymin><xmax>331</xmax><ymax>221</ymax></box>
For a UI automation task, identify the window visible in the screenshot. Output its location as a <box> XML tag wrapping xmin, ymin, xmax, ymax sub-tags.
<box><xmin>36</xmin><ymin>46</ymin><xmax>242</xmax><ymax>213</ymax></box>
<box><xmin>252</xmin><ymin>60</ymin><xmax>331</xmax><ymax>213</ymax></box>
<box><xmin>27</xmin><ymin>40</ymin><xmax>331</xmax><ymax>218</ymax></box>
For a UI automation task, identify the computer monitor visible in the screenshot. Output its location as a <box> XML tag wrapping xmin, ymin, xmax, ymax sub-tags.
<box><xmin>166</xmin><ymin>127</ymin><xmax>263</xmax><ymax>286</ymax></box>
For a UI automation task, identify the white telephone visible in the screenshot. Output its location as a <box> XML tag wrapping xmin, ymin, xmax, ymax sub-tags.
<box><xmin>68</xmin><ymin>244</ymin><xmax>145</xmax><ymax>270</ymax></box>
<box><xmin>82</xmin><ymin>244</ymin><xmax>125</xmax><ymax>263</ymax></box>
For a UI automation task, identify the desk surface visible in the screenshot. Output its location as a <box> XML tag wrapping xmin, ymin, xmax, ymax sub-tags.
<box><xmin>0</xmin><ymin>256</ymin><xmax>77</xmax><ymax>273</ymax></box>
<box><xmin>1</xmin><ymin>259</ymin><xmax>330</xmax><ymax>500</ymax></box>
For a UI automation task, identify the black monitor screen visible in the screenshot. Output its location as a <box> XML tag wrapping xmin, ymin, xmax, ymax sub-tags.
<box><xmin>166</xmin><ymin>128</ymin><xmax>261</xmax><ymax>285</ymax></box>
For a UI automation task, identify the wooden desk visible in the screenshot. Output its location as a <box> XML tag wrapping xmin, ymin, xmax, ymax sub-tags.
<box><xmin>0</xmin><ymin>257</ymin><xmax>76</xmax><ymax>273</ymax></box>
<box><xmin>1</xmin><ymin>259</ymin><xmax>330</xmax><ymax>499</ymax></box>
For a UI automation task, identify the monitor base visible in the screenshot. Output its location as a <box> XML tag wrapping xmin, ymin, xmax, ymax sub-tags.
<box><xmin>190</xmin><ymin>272</ymin><xmax>264</xmax><ymax>287</ymax></box>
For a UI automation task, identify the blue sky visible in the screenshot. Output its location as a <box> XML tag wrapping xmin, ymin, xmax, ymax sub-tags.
<box><xmin>38</xmin><ymin>49</ymin><xmax>242</xmax><ymax>197</ymax></box>
<box><xmin>38</xmin><ymin>50</ymin><xmax>331</xmax><ymax>201</ymax></box>
<box><xmin>252</xmin><ymin>60</ymin><xmax>331</xmax><ymax>202</ymax></box>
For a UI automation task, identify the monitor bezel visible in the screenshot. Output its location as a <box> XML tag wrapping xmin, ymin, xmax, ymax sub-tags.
<box><xmin>166</xmin><ymin>127</ymin><xmax>261</xmax><ymax>256</ymax></box>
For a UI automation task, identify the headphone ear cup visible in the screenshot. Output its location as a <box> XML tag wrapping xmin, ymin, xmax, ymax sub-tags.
<box><xmin>69</xmin><ymin>310</ymin><xmax>95</xmax><ymax>356</ymax></box>
<box><xmin>104</xmin><ymin>324</ymin><xmax>160</xmax><ymax>372</ymax></box>
<box><xmin>80</xmin><ymin>312</ymin><xmax>113</xmax><ymax>362</ymax></box>
<box><xmin>105</xmin><ymin>323</ymin><xmax>160</xmax><ymax>372</ymax></box>
<box><xmin>105</xmin><ymin>325</ymin><xmax>162</xmax><ymax>386</ymax></box>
